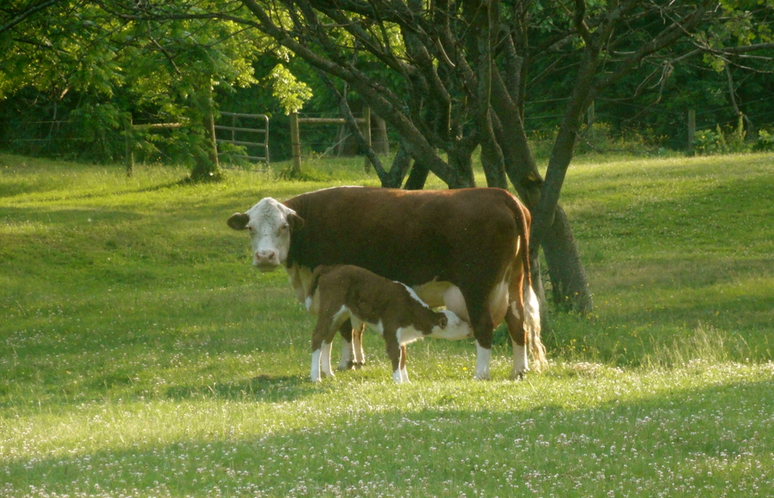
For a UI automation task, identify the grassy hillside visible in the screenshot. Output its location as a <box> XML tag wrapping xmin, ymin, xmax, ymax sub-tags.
<box><xmin>1</xmin><ymin>152</ymin><xmax>773</xmax><ymax>497</ymax></box>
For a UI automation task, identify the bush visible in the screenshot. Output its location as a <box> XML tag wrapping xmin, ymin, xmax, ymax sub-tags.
<box><xmin>753</xmin><ymin>129</ymin><xmax>774</xmax><ymax>152</ymax></box>
<box><xmin>692</xmin><ymin>115</ymin><xmax>751</xmax><ymax>155</ymax></box>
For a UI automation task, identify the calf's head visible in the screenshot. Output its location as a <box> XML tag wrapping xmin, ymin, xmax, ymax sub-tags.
<box><xmin>227</xmin><ymin>197</ymin><xmax>304</xmax><ymax>271</ymax></box>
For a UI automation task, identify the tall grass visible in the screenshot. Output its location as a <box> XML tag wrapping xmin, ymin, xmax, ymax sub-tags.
<box><xmin>1</xmin><ymin>152</ymin><xmax>773</xmax><ymax>497</ymax></box>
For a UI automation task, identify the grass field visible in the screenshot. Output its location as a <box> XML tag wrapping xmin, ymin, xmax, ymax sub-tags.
<box><xmin>1</xmin><ymin>152</ymin><xmax>773</xmax><ymax>497</ymax></box>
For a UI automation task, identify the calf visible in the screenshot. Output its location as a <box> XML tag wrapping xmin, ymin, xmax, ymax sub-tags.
<box><xmin>306</xmin><ymin>264</ymin><xmax>471</xmax><ymax>383</ymax></box>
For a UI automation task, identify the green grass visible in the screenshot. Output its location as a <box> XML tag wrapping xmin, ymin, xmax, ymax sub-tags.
<box><xmin>1</xmin><ymin>152</ymin><xmax>773</xmax><ymax>497</ymax></box>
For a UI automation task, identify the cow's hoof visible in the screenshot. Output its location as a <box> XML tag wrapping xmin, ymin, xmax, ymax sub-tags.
<box><xmin>511</xmin><ymin>371</ymin><xmax>526</xmax><ymax>381</ymax></box>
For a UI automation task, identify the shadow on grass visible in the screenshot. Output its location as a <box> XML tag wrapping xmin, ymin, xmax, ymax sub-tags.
<box><xmin>165</xmin><ymin>374</ymin><xmax>317</xmax><ymax>403</ymax></box>
<box><xmin>3</xmin><ymin>374</ymin><xmax>773</xmax><ymax>496</ymax></box>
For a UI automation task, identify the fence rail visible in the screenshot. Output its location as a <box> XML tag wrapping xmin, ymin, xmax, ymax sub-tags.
<box><xmin>215</xmin><ymin>112</ymin><xmax>270</xmax><ymax>163</ymax></box>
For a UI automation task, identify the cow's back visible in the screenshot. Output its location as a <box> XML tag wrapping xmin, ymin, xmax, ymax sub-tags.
<box><xmin>284</xmin><ymin>187</ymin><xmax>523</xmax><ymax>288</ymax></box>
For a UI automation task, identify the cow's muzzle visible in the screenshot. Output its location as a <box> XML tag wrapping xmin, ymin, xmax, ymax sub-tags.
<box><xmin>253</xmin><ymin>250</ymin><xmax>280</xmax><ymax>271</ymax></box>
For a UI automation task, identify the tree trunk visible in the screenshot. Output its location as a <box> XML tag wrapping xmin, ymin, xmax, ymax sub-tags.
<box><xmin>541</xmin><ymin>205</ymin><xmax>593</xmax><ymax>312</ymax></box>
<box><xmin>385</xmin><ymin>141</ymin><xmax>412</xmax><ymax>188</ymax></box>
<box><xmin>190</xmin><ymin>79</ymin><xmax>221</xmax><ymax>182</ymax></box>
<box><xmin>404</xmin><ymin>159</ymin><xmax>430</xmax><ymax>190</ymax></box>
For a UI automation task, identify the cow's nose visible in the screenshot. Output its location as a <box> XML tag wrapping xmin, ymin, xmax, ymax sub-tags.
<box><xmin>255</xmin><ymin>250</ymin><xmax>276</xmax><ymax>262</ymax></box>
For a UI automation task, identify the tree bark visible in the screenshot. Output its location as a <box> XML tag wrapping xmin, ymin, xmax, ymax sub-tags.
<box><xmin>386</xmin><ymin>141</ymin><xmax>412</xmax><ymax>188</ymax></box>
<box><xmin>404</xmin><ymin>159</ymin><xmax>430</xmax><ymax>190</ymax></box>
<box><xmin>541</xmin><ymin>205</ymin><xmax>593</xmax><ymax>312</ymax></box>
<box><xmin>190</xmin><ymin>79</ymin><xmax>221</xmax><ymax>182</ymax></box>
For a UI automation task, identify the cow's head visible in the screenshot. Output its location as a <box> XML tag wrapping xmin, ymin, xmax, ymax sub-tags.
<box><xmin>227</xmin><ymin>197</ymin><xmax>305</xmax><ymax>272</ymax></box>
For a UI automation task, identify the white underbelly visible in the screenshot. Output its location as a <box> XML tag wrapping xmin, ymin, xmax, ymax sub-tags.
<box><xmin>413</xmin><ymin>279</ymin><xmax>509</xmax><ymax>327</ymax></box>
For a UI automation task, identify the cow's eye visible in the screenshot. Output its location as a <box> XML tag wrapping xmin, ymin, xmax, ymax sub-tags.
<box><xmin>280</xmin><ymin>223</ymin><xmax>290</xmax><ymax>232</ymax></box>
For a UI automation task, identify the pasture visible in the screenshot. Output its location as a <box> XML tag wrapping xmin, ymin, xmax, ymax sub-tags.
<box><xmin>1</xmin><ymin>152</ymin><xmax>773</xmax><ymax>497</ymax></box>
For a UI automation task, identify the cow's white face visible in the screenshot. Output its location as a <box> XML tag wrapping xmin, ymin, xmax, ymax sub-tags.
<box><xmin>227</xmin><ymin>198</ymin><xmax>304</xmax><ymax>272</ymax></box>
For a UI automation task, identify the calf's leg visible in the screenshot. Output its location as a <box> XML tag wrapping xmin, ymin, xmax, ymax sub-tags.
<box><xmin>398</xmin><ymin>344</ymin><xmax>409</xmax><ymax>383</ymax></box>
<box><xmin>337</xmin><ymin>319</ymin><xmax>355</xmax><ymax>371</ymax></box>
<box><xmin>311</xmin><ymin>306</ymin><xmax>346</xmax><ymax>382</ymax></box>
<box><xmin>385</xmin><ymin>335</ymin><xmax>406</xmax><ymax>384</ymax></box>
<box><xmin>352</xmin><ymin>322</ymin><xmax>366</xmax><ymax>368</ymax></box>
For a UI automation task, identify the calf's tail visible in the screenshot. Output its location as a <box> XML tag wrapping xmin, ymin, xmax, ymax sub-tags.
<box><xmin>305</xmin><ymin>266</ymin><xmax>325</xmax><ymax>312</ymax></box>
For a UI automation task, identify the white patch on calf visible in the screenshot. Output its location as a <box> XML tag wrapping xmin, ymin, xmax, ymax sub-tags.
<box><xmin>474</xmin><ymin>342</ymin><xmax>491</xmax><ymax>380</ymax></box>
<box><xmin>399</xmin><ymin>283</ymin><xmax>430</xmax><ymax>308</ymax></box>
<box><xmin>396</xmin><ymin>325</ymin><xmax>422</xmax><ymax>346</ymax></box>
<box><xmin>428</xmin><ymin>310</ymin><xmax>472</xmax><ymax>340</ymax></box>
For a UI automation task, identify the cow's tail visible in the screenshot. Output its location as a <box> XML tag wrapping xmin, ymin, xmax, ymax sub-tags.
<box><xmin>514</xmin><ymin>199</ymin><xmax>548</xmax><ymax>372</ymax></box>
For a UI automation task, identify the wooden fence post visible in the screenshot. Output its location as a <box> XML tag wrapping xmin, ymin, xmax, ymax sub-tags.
<box><xmin>587</xmin><ymin>101</ymin><xmax>595</xmax><ymax>127</ymax></box>
<box><xmin>688</xmin><ymin>109</ymin><xmax>696</xmax><ymax>152</ymax></box>
<box><xmin>362</xmin><ymin>106</ymin><xmax>372</xmax><ymax>172</ymax></box>
<box><xmin>124</xmin><ymin>116</ymin><xmax>134</xmax><ymax>177</ymax></box>
<box><xmin>290</xmin><ymin>111</ymin><xmax>302</xmax><ymax>175</ymax></box>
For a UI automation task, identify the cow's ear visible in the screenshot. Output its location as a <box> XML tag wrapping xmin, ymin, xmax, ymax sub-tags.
<box><xmin>287</xmin><ymin>212</ymin><xmax>305</xmax><ymax>231</ymax></box>
<box><xmin>227</xmin><ymin>213</ymin><xmax>250</xmax><ymax>230</ymax></box>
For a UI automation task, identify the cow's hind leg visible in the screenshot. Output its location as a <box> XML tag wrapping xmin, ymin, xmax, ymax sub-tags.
<box><xmin>505</xmin><ymin>305</ymin><xmax>528</xmax><ymax>380</ymax></box>
<box><xmin>506</xmin><ymin>277</ymin><xmax>546</xmax><ymax>378</ymax></box>
<box><xmin>468</xmin><ymin>302</ymin><xmax>495</xmax><ymax>381</ymax></box>
<box><xmin>506</xmin><ymin>269</ymin><xmax>529</xmax><ymax>379</ymax></box>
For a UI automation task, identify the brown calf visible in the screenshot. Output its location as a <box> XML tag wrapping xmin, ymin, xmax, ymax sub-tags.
<box><xmin>306</xmin><ymin>265</ymin><xmax>471</xmax><ymax>383</ymax></box>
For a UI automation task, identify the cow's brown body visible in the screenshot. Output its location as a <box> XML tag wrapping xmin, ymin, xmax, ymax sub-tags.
<box><xmin>228</xmin><ymin>186</ymin><xmax>546</xmax><ymax>379</ymax></box>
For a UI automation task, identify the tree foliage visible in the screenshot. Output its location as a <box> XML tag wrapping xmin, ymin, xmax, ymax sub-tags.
<box><xmin>2</xmin><ymin>0</ymin><xmax>772</xmax><ymax>310</ymax></box>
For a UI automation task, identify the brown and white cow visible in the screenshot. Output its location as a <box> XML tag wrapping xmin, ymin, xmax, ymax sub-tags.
<box><xmin>227</xmin><ymin>186</ymin><xmax>547</xmax><ymax>380</ymax></box>
<box><xmin>305</xmin><ymin>264</ymin><xmax>471</xmax><ymax>383</ymax></box>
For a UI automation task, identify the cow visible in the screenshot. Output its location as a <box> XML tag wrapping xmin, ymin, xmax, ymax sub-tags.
<box><xmin>305</xmin><ymin>264</ymin><xmax>472</xmax><ymax>383</ymax></box>
<box><xmin>227</xmin><ymin>186</ymin><xmax>547</xmax><ymax>380</ymax></box>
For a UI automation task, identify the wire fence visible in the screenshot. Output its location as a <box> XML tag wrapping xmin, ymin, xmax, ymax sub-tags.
<box><xmin>1</xmin><ymin>97</ymin><xmax>772</xmax><ymax>164</ymax></box>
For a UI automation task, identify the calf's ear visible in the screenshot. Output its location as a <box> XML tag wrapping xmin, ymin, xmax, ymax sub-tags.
<box><xmin>287</xmin><ymin>212</ymin><xmax>305</xmax><ymax>231</ymax></box>
<box><xmin>438</xmin><ymin>314</ymin><xmax>448</xmax><ymax>329</ymax></box>
<box><xmin>227</xmin><ymin>213</ymin><xmax>250</xmax><ymax>230</ymax></box>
